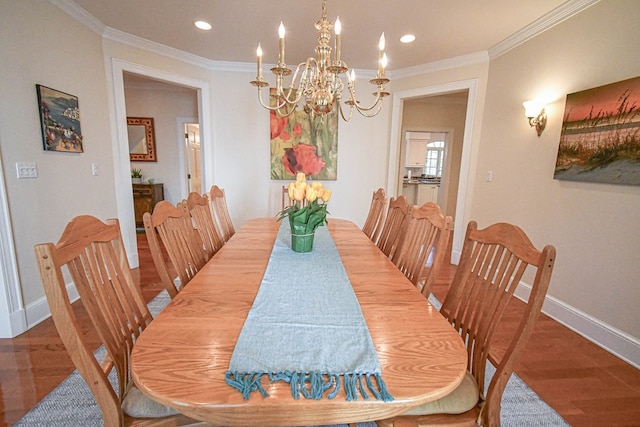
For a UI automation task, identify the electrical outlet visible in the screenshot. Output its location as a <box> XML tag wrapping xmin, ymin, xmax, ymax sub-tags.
<box><xmin>92</xmin><ymin>163</ymin><xmax>99</xmax><ymax>176</ymax></box>
<box><xmin>486</xmin><ymin>170</ymin><xmax>493</xmax><ymax>182</ymax></box>
<box><xmin>16</xmin><ymin>162</ymin><xmax>38</xmax><ymax>179</ymax></box>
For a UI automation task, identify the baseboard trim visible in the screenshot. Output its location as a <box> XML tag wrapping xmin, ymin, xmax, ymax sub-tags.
<box><xmin>7</xmin><ymin>308</ymin><xmax>27</xmax><ymax>337</ymax></box>
<box><xmin>25</xmin><ymin>282</ymin><xmax>79</xmax><ymax>330</ymax></box>
<box><xmin>514</xmin><ymin>282</ymin><xmax>640</xmax><ymax>369</ymax></box>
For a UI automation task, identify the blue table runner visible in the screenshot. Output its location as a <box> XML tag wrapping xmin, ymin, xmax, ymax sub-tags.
<box><xmin>225</xmin><ymin>221</ymin><xmax>393</xmax><ymax>401</ymax></box>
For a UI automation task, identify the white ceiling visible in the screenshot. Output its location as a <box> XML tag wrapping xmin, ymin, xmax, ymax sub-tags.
<box><xmin>69</xmin><ymin>0</ymin><xmax>574</xmax><ymax>71</ymax></box>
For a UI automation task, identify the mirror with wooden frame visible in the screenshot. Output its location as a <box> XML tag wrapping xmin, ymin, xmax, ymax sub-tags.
<box><xmin>127</xmin><ymin>117</ymin><xmax>157</xmax><ymax>162</ymax></box>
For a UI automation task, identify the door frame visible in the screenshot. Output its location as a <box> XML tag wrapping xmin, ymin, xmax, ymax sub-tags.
<box><xmin>387</xmin><ymin>79</ymin><xmax>478</xmax><ymax>264</ymax></box>
<box><xmin>177</xmin><ymin>117</ymin><xmax>201</xmax><ymax>196</ymax></box>
<box><xmin>0</xmin><ymin>150</ymin><xmax>26</xmax><ymax>337</ymax></box>
<box><xmin>109</xmin><ymin>59</ymin><xmax>212</xmax><ymax>268</ymax></box>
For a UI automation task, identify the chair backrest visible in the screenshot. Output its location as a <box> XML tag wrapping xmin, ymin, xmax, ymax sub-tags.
<box><xmin>391</xmin><ymin>202</ymin><xmax>452</xmax><ymax>296</ymax></box>
<box><xmin>281</xmin><ymin>185</ymin><xmax>292</xmax><ymax>211</ymax></box>
<box><xmin>209</xmin><ymin>185</ymin><xmax>235</xmax><ymax>242</ymax></box>
<box><xmin>376</xmin><ymin>195</ymin><xmax>411</xmax><ymax>258</ymax></box>
<box><xmin>143</xmin><ymin>200</ymin><xmax>207</xmax><ymax>298</ymax></box>
<box><xmin>362</xmin><ymin>188</ymin><xmax>387</xmax><ymax>244</ymax></box>
<box><xmin>440</xmin><ymin>221</ymin><xmax>556</xmax><ymax>426</ymax></box>
<box><xmin>34</xmin><ymin>216</ymin><xmax>151</xmax><ymax>426</ymax></box>
<box><xmin>186</xmin><ymin>191</ymin><xmax>224</xmax><ymax>259</ymax></box>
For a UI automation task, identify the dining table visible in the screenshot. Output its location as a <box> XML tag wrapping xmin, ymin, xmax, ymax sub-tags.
<box><xmin>131</xmin><ymin>217</ymin><xmax>467</xmax><ymax>426</ymax></box>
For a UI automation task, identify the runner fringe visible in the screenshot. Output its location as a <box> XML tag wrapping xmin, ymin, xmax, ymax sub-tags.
<box><xmin>225</xmin><ymin>371</ymin><xmax>394</xmax><ymax>402</ymax></box>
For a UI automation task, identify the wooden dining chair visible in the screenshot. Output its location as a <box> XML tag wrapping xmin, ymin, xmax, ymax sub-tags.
<box><xmin>362</xmin><ymin>187</ymin><xmax>387</xmax><ymax>244</ymax></box>
<box><xmin>186</xmin><ymin>191</ymin><xmax>224</xmax><ymax>260</ymax></box>
<box><xmin>391</xmin><ymin>202</ymin><xmax>452</xmax><ymax>297</ymax></box>
<box><xmin>377</xmin><ymin>221</ymin><xmax>556</xmax><ymax>427</ymax></box>
<box><xmin>34</xmin><ymin>215</ymin><xmax>198</xmax><ymax>426</ymax></box>
<box><xmin>376</xmin><ymin>195</ymin><xmax>411</xmax><ymax>258</ymax></box>
<box><xmin>282</xmin><ymin>184</ymin><xmax>292</xmax><ymax>211</ymax></box>
<box><xmin>209</xmin><ymin>185</ymin><xmax>235</xmax><ymax>243</ymax></box>
<box><xmin>143</xmin><ymin>200</ymin><xmax>207</xmax><ymax>298</ymax></box>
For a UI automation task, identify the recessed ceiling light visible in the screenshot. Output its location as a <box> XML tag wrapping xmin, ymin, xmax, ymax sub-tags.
<box><xmin>400</xmin><ymin>34</ymin><xmax>416</xmax><ymax>43</ymax></box>
<box><xmin>195</xmin><ymin>20</ymin><xmax>212</xmax><ymax>30</ymax></box>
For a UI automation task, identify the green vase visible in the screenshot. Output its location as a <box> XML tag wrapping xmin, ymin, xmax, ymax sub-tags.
<box><xmin>291</xmin><ymin>231</ymin><xmax>315</xmax><ymax>253</ymax></box>
<box><xmin>287</xmin><ymin>206</ymin><xmax>324</xmax><ymax>253</ymax></box>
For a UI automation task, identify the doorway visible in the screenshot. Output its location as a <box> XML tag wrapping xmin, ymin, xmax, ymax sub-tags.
<box><xmin>110</xmin><ymin>59</ymin><xmax>212</xmax><ymax>268</ymax></box>
<box><xmin>184</xmin><ymin>122</ymin><xmax>202</xmax><ymax>194</ymax></box>
<box><xmin>388</xmin><ymin>80</ymin><xmax>478</xmax><ymax>264</ymax></box>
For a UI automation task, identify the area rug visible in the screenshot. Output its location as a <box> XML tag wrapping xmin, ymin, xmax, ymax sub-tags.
<box><xmin>16</xmin><ymin>291</ymin><xmax>569</xmax><ymax>426</ymax></box>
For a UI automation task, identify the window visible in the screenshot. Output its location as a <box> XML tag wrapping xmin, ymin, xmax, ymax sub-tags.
<box><xmin>423</xmin><ymin>140</ymin><xmax>444</xmax><ymax>177</ymax></box>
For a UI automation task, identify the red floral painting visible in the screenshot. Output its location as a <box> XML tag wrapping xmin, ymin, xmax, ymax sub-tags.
<box><xmin>270</xmin><ymin>89</ymin><xmax>338</xmax><ymax>180</ymax></box>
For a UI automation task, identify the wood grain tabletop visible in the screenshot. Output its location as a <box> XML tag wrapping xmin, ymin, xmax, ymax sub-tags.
<box><xmin>131</xmin><ymin>217</ymin><xmax>466</xmax><ymax>426</ymax></box>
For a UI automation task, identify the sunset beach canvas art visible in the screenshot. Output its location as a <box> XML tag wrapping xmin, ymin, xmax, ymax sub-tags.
<box><xmin>554</xmin><ymin>76</ymin><xmax>640</xmax><ymax>186</ymax></box>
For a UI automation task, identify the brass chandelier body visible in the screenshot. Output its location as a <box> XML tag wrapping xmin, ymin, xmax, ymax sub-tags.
<box><xmin>250</xmin><ymin>0</ymin><xmax>389</xmax><ymax>121</ymax></box>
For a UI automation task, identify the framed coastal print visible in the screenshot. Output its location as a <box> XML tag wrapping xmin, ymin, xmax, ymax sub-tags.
<box><xmin>269</xmin><ymin>89</ymin><xmax>338</xmax><ymax>180</ymax></box>
<box><xmin>554</xmin><ymin>76</ymin><xmax>640</xmax><ymax>186</ymax></box>
<box><xmin>36</xmin><ymin>84</ymin><xmax>83</xmax><ymax>153</ymax></box>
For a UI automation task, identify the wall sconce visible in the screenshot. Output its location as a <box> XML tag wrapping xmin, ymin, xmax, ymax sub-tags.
<box><xmin>523</xmin><ymin>100</ymin><xmax>547</xmax><ymax>137</ymax></box>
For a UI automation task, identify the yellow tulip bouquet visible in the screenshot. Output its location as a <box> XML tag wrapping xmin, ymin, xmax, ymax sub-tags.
<box><xmin>277</xmin><ymin>173</ymin><xmax>332</xmax><ymax>252</ymax></box>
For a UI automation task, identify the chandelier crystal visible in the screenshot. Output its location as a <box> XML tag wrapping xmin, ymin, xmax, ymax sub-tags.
<box><xmin>250</xmin><ymin>0</ymin><xmax>390</xmax><ymax>121</ymax></box>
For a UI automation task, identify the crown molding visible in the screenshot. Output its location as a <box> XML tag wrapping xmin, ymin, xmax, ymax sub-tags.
<box><xmin>50</xmin><ymin>0</ymin><xmax>253</xmax><ymax>73</ymax></box>
<box><xmin>49</xmin><ymin>0</ymin><xmax>105</xmax><ymax>35</ymax></box>
<box><xmin>52</xmin><ymin>0</ymin><xmax>599</xmax><ymax>78</ymax></box>
<box><xmin>103</xmin><ymin>27</ymin><xmax>252</xmax><ymax>72</ymax></box>
<box><xmin>489</xmin><ymin>0</ymin><xmax>601</xmax><ymax>59</ymax></box>
<box><xmin>390</xmin><ymin>51</ymin><xmax>490</xmax><ymax>81</ymax></box>
<box><xmin>103</xmin><ymin>27</ymin><xmax>379</xmax><ymax>76</ymax></box>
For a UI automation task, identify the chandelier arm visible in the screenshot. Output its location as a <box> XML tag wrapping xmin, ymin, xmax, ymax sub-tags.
<box><xmin>275</xmin><ymin>104</ymin><xmax>299</xmax><ymax>118</ymax></box>
<box><xmin>346</xmin><ymin>87</ymin><xmax>385</xmax><ymax>113</ymax></box>
<box><xmin>257</xmin><ymin>91</ymin><xmax>298</xmax><ymax>118</ymax></box>
<box><xmin>337</xmin><ymin>101</ymin><xmax>354</xmax><ymax>122</ymax></box>
<box><xmin>275</xmin><ymin>87</ymin><xmax>304</xmax><ymax>106</ymax></box>
<box><xmin>300</xmin><ymin>58</ymin><xmax>317</xmax><ymax>92</ymax></box>
<box><xmin>280</xmin><ymin>63</ymin><xmax>306</xmax><ymax>104</ymax></box>
<box><xmin>353</xmin><ymin>98</ymin><xmax>383</xmax><ymax>113</ymax></box>
<box><xmin>354</xmin><ymin>101</ymin><xmax>384</xmax><ymax>118</ymax></box>
<box><xmin>273</xmin><ymin>61</ymin><xmax>317</xmax><ymax>108</ymax></box>
<box><xmin>257</xmin><ymin>87</ymin><xmax>290</xmax><ymax>112</ymax></box>
<box><xmin>274</xmin><ymin>75</ymin><xmax>298</xmax><ymax>105</ymax></box>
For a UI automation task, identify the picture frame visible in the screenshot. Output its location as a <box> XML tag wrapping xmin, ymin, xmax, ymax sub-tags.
<box><xmin>127</xmin><ymin>117</ymin><xmax>157</xmax><ymax>162</ymax></box>
<box><xmin>36</xmin><ymin>84</ymin><xmax>83</xmax><ymax>153</ymax></box>
<box><xmin>269</xmin><ymin>89</ymin><xmax>338</xmax><ymax>180</ymax></box>
<box><xmin>554</xmin><ymin>76</ymin><xmax>640</xmax><ymax>186</ymax></box>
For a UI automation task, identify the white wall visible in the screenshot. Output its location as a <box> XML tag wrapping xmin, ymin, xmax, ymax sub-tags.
<box><xmin>0</xmin><ymin>0</ymin><xmax>116</xmax><ymax>323</ymax></box>
<box><xmin>470</xmin><ymin>0</ymin><xmax>640</xmax><ymax>349</ymax></box>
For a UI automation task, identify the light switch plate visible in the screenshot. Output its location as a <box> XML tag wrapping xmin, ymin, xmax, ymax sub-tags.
<box><xmin>16</xmin><ymin>162</ymin><xmax>38</xmax><ymax>179</ymax></box>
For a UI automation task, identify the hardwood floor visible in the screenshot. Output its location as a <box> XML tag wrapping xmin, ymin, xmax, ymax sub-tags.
<box><xmin>0</xmin><ymin>232</ymin><xmax>167</xmax><ymax>427</ymax></box>
<box><xmin>1</xmin><ymin>233</ymin><xmax>639</xmax><ymax>426</ymax></box>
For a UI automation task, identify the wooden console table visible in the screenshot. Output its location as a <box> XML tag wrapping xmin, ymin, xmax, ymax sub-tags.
<box><xmin>132</xmin><ymin>183</ymin><xmax>164</xmax><ymax>228</ymax></box>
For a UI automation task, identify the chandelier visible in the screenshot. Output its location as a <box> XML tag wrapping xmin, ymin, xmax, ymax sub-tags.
<box><xmin>250</xmin><ymin>0</ymin><xmax>389</xmax><ymax>121</ymax></box>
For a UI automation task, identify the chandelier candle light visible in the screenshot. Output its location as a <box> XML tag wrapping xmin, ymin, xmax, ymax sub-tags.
<box><xmin>250</xmin><ymin>0</ymin><xmax>390</xmax><ymax>121</ymax></box>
